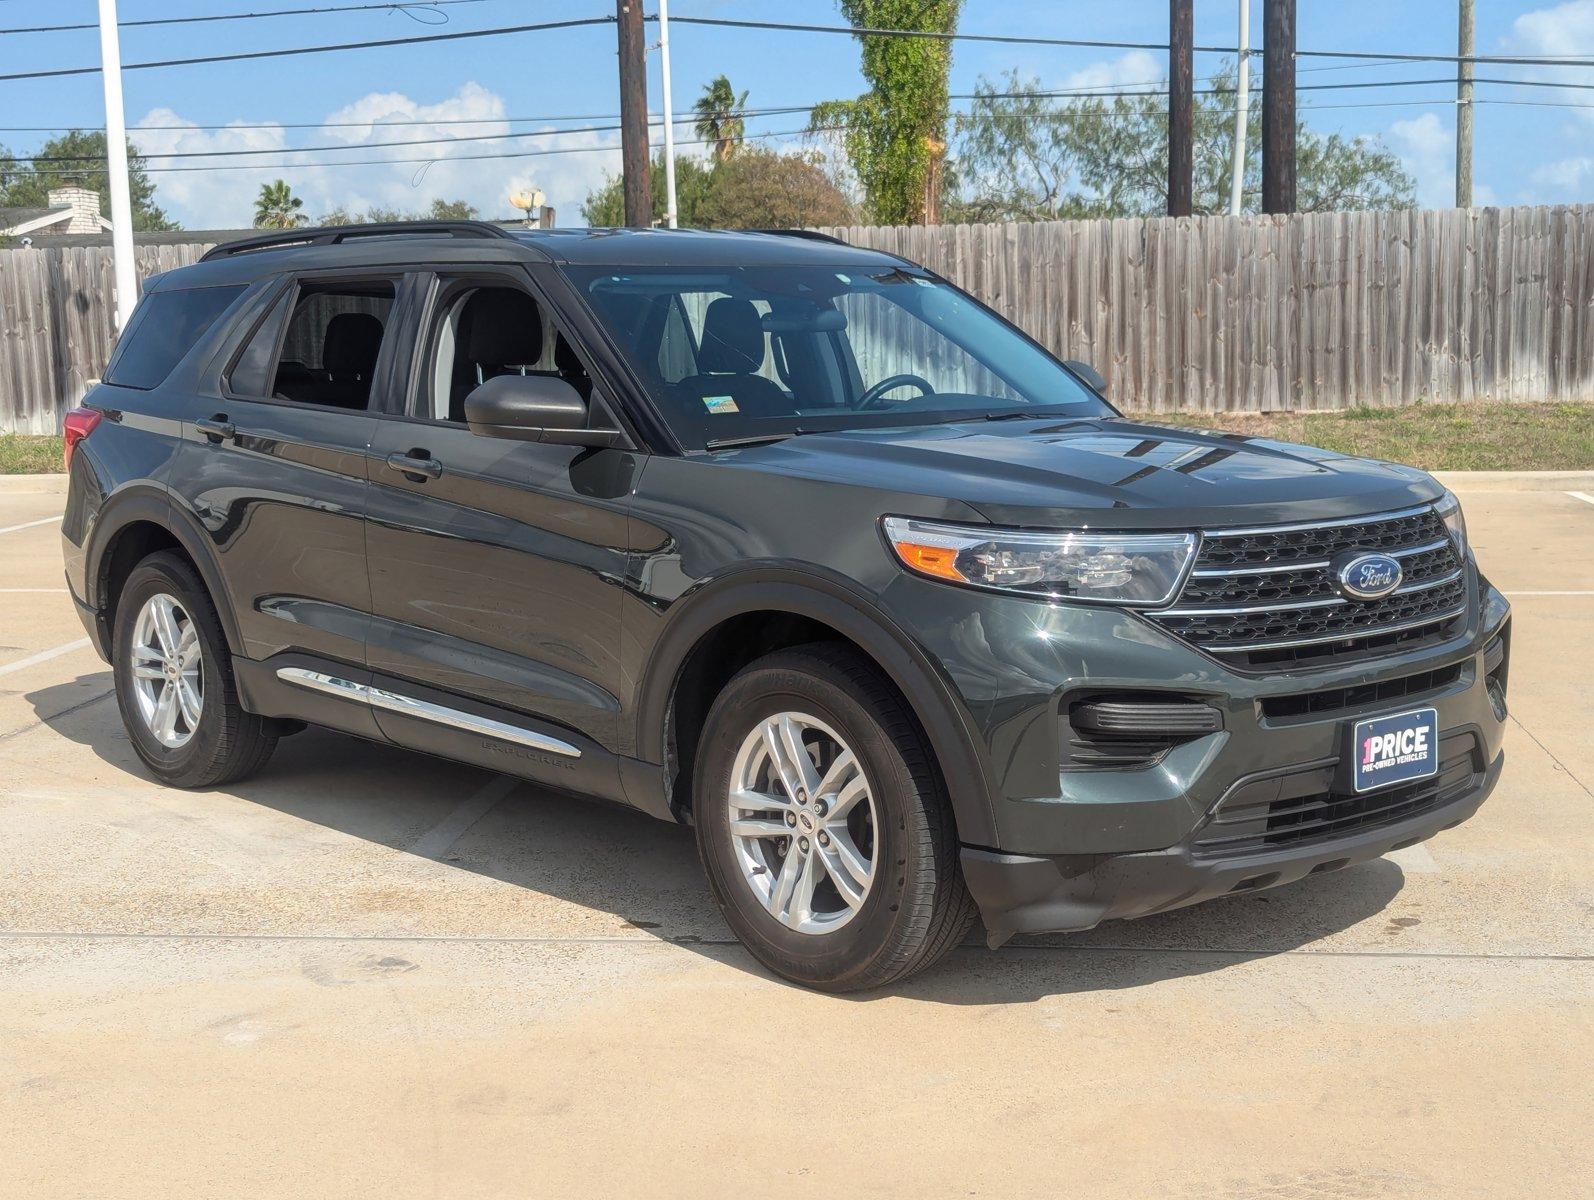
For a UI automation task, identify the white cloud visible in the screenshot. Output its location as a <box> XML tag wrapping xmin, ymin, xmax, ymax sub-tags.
<box><xmin>130</xmin><ymin>83</ymin><xmax>621</xmax><ymax>231</ymax></box>
<box><xmin>1388</xmin><ymin>112</ymin><xmax>1455</xmax><ymax>208</ymax></box>
<box><xmin>1513</xmin><ymin>0</ymin><xmax>1594</xmax><ymax>52</ymax></box>
<box><xmin>1531</xmin><ymin>155</ymin><xmax>1594</xmax><ymax>191</ymax></box>
<box><xmin>1062</xmin><ymin>51</ymin><xmax>1164</xmax><ymax>93</ymax></box>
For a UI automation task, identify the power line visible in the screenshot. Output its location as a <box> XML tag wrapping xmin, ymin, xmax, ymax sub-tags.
<box><xmin>8</xmin><ymin>68</ymin><xmax>1584</xmax><ymax>145</ymax></box>
<box><xmin>37</xmin><ymin>93</ymin><xmax>1485</xmax><ymax>180</ymax></box>
<box><xmin>6</xmin><ymin>10</ymin><xmax>1593</xmax><ymax>87</ymax></box>
<box><xmin>1</xmin><ymin>0</ymin><xmax>497</xmax><ymax>35</ymax></box>
<box><xmin>658</xmin><ymin>14</ymin><xmax>1594</xmax><ymax>70</ymax></box>
<box><xmin>0</xmin><ymin>14</ymin><xmax>613</xmax><ymax>83</ymax></box>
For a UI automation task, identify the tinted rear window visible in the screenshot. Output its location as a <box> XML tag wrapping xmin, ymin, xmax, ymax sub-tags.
<box><xmin>105</xmin><ymin>284</ymin><xmax>246</xmax><ymax>390</ymax></box>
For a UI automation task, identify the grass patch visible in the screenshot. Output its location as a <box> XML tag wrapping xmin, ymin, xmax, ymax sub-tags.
<box><xmin>1126</xmin><ymin>402</ymin><xmax>1594</xmax><ymax>471</ymax></box>
<box><xmin>0</xmin><ymin>434</ymin><xmax>64</xmax><ymax>474</ymax></box>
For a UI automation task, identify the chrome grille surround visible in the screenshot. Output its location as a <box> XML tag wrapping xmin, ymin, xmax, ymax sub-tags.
<box><xmin>1148</xmin><ymin>504</ymin><xmax>1469</xmax><ymax>668</ymax></box>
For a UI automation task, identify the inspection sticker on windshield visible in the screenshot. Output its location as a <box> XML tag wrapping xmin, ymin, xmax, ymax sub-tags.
<box><xmin>702</xmin><ymin>396</ymin><xmax>740</xmax><ymax>414</ymax></box>
<box><xmin>1351</xmin><ymin>707</ymin><xmax>1439</xmax><ymax>793</ymax></box>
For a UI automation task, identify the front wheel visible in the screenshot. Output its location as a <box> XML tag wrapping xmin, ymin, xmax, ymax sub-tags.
<box><xmin>694</xmin><ymin>645</ymin><xmax>975</xmax><ymax>991</ymax></box>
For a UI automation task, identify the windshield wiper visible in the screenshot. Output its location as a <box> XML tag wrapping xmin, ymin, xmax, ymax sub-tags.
<box><xmin>704</xmin><ymin>429</ymin><xmax>809</xmax><ymax>450</ymax></box>
<box><xmin>980</xmin><ymin>407</ymin><xmax>1089</xmax><ymax>422</ymax></box>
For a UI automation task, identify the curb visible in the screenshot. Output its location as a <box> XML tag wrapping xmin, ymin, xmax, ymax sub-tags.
<box><xmin>1431</xmin><ymin>470</ymin><xmax>1594</xmax><ymax>492</ymax></box>
<box><xmin>0</xmin><ymin>474</ymin><xmax>67</xmax><ymax>495</ymax></box>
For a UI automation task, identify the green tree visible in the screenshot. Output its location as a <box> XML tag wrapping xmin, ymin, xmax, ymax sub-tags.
<box><xmin>809</xmin><ymin>0</ymin><xmax>962</xmax><ymax>225</ymax></box>
<box><xmin>949</xmin><ymin>65</ymin><xmax>1415</xmax><ymax>221</ymax></box>
<box><xmin>581</xmin><ymin>153</ymin><xmax>716</xmax><ymax>226</ymax></box>
<box><xmin>320</xmin><ymin>198</ymin><xmax>479</xmax><ymax>225</ymax></box>
<box><xmin>0</xmin><ymin>130</ymin><xmax>175</xmax><ymax>231</ymax></box>
<box><xmin>693</xmin><ymin>75</ymin><xmax>749</xmax><ymax>163</ymax></box>
<box><xmin>694</xmin><ymin>148</ymin><xmax>856</xmax><ymax>228</ymax></box>
<box><xmin>253</xmin><ymin>179</ymin><xmax>307</xmax><ymax>229</ymax></box>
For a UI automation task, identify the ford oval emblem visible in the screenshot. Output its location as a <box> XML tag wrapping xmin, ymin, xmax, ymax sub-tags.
<box><xmin>1332</xmin><ymin>551</ymin><xmax>1403</xmax><ymax>601</ymax></box>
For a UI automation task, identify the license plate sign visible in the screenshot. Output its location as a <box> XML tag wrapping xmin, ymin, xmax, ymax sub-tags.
<box><xmin>1352</xmin><ymin>707</ymin><xmax>1439</xmax><ymax>793</ymax></box>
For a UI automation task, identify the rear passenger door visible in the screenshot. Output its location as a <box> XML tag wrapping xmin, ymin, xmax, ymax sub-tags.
<box><xmin>167</xmin><ymin>271</ymin><xmax>409</xmax><ymax>674</ymax></box>
<box><xmin>362</xmin><ymin>267</ymin><xmax>637</xmax><ymax>795</ymax></box>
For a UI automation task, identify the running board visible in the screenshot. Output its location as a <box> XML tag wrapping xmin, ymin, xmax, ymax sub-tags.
<box><xmin>275</xmin><ymin>667</ymin><xmax>581</xmax><ymax>759</ymax></box>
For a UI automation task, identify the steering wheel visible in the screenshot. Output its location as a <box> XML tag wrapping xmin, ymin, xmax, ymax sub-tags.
<box><xmin>856</xmin><ymin>373</ymin><xmax>936</xmax><ymax>411</ymax></box>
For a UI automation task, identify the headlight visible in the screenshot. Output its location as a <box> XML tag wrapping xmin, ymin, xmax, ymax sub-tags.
<box><xmin>882</xmin><ymin>517</ymin><xmax>1197</xmax><ymax>606</ymax></box>
<box><xmin>1435</xmin><ymin>490</ymin><xmax>1468</xmax><ymax>556</ymax></box>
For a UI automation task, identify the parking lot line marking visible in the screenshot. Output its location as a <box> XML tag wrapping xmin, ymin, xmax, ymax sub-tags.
<box><xmin>0</xmin><ymin>588</ymin><xmax>69</xmax><ymax>594</ymax></box>
<box><xmin>408</xmin><ymin>774</ymin><xmax>518</xmax><ymax>859</ymax></box>
<box><xmin>0</xmin><ymin>638</ymin><xmax>90</xmax><ymax>679</ymax></box>
<box><xmin>0</xmin><ymin>515</ymin><xmax>63</xmax><ymax>536</ymax></box>
<box><xmin>0</xmin><ymin>928</ymin><xmax>1586</xmax><ymax>962</ymax></box>
<box><xmin>1569</xmin><ymin>491</ymin><xmax>1594</xmax><ymax>507</ymax></box>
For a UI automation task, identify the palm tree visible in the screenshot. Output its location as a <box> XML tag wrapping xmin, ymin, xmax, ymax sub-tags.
<box><xmin>693</xmin><ymin>75</ymin><xmax>748</xmax><ymax>163</ymax></box>
<box><xmin>253</xmin><ymin>179</ymin><xmax>307</xmax><ymax>229</ymax></box>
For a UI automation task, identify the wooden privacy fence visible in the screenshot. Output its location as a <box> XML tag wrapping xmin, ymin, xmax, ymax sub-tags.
<box><xmin>823</xmin><ymin>204</ymin><xmax>1594</xmax><ymax>412</ymax></box>
<box><xmin>4</xmin><ymin>204</ymin><xmax>1594</xmax><ymax>432</ymax></box>
<box><xmin>1</xmin><ymin>243</ymin><xmax>207</xmax><ymax>434</ymax></box>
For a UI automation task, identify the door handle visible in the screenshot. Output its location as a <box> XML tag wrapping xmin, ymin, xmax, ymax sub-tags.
<box><xmin>195</xmin><ymin>415</ymin><xmax>236</xmax><ymax>443</ymax></box>
<box><xmin>385</xmin><ymin>451</ymin><xmax>443</xmax><ymax>481</ymax></box>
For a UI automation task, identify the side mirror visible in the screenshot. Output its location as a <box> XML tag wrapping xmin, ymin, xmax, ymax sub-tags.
<box><xmin>463</xmin><ymin>374</ymin><xmax>624</xmax><ymax>447</ymax></box>
<box><xmin>1064</xmin><ymin>359</ymin><xmax>1109</xmax><ymax>395</ymax></box>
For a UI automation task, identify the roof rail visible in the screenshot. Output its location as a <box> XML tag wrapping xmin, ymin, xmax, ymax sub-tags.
<box><xmin>745</xmin><ymin>229</ymin><xmax>851</xmax><ymax>246</ymax></box>
<box><xmin>200</xmin><ymin>220</ymin><xmax>516</xmax><ymax>261</ymax></box>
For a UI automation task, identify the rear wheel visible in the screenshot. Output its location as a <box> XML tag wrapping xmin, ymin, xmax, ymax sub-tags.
<box><xmin>694</xmin><ymin>644</ymin><xmax>975</xmax><ymax>991</ymax></box>
<box><xmin>113</xmin><ymin>552</ymin><xmax>277</xmax><ymax>788</ymax></box>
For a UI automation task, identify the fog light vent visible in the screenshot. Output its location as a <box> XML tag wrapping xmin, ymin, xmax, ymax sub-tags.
<box><xmin>1064</xmin><ymin>695</ymin><xmax>1222</xmax><ymax>770</ymax></box>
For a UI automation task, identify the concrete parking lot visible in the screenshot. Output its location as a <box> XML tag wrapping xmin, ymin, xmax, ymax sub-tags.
<box><xmin>1</xmin><ymin>481</ymin><xmax>1590</xmax><ymax>1199</ymax></box>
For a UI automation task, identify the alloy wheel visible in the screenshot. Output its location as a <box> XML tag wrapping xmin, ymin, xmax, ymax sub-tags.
<box><xmin>727</xmin><ymin>711</ymin><xmax>878</xmax><ymax>934</ymax></box>
<box><xmin>128</xmin><ymin>592</ymin><xmax>204</xmax><ymax>748</ymax></box>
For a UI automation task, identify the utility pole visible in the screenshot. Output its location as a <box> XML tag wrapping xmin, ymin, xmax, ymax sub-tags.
<box><xmin>1169</xmin><ymin>0</ymin><xmax>1194</xmax><ymax>216</ymax></box>
<box><xmin>1262</xmin><ymin>0</ymin><xmax>1297</xmax><ymax>214</ymax></box>
<box><xmin>616</xmin><ymin>0</ymin><xmax>652</xmax><ymax>227</ymax></box>
<box><xmin>1457</xmin><ymin>0</ymin><xmax>1474</xmax><ymax>208</ymax></box>
<box><xmin>658</xmin><ymin>0</ymin><xmax>679</xmax><ymax>227</ymax></box>
<box><xmin>97</xmin><ymin>0</ymin><xmax>137</xmax><ymax>330</ymax></box>
<box><xmin>1230</xmin><ymin>0</ymin><xmax>1251</xmax><ymax>215</ymax></box>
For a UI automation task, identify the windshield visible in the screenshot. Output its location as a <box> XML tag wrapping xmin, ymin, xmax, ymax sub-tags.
<box><xmin>566</xmin><ymin>264</ymin><xmax>1113</xmax><ymax>450</ymax></box>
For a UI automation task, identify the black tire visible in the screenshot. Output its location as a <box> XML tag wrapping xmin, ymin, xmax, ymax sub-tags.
<box><xmin>694</xmin><ymin>644</ymin><xmax>975</xmax><ymax>992</ymax></box>
<box><xmin>112</xmin><ymin>551</ymin><xmax>278</xmax><ymax>788</ymax></box>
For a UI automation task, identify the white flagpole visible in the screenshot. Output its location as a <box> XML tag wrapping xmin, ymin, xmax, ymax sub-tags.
<box><xmin>658</xmin><ymin>0</ymin><xmax>679</xmax><ymax>228</ymax></box>
<box><xmin>98</xmin><ymin>0</ymin><xmax>139</xmax><ymax>329</ymax></box>
<box><xmin>1229</xmin><ymin>0</ymin><xmax>1251</xmax><ymax>216</ymax></box>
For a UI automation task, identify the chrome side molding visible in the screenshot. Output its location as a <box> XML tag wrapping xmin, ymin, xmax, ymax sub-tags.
<box><xmin>274</xmin><ymin>667</ymin><xmax>581</xmax><ymax>758</ymax></box>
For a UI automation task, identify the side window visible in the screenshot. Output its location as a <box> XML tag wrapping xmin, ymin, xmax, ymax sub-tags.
<box><xmin>232</xmin><ymin>280</ymin><xmax>394</xmax><ymax>410</ymax></box>
<box><xmin>423</xmin><ymin>282</ymin><xmax>597</xmax><ymax>424</ymax></box>
<box><xmin>105</xmin><ymin>285</ymin><xmax>245</xmax><ymax>390</ymax></box>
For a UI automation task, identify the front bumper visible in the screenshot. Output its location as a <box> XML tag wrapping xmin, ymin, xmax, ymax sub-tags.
<box><xmin>877</xmin><ymin>562</ymin><xmax>1512</xmax><ymax>942</ymax></box>
<box><xmin>964</xmin><ymin>745</ymin><xmax>1502</xmax><ymax>946</ymax></box>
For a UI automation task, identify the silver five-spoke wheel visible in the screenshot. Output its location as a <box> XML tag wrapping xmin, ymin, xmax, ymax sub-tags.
<box><xmin>129</xmin><ymin>592</ymin><xmax>204</xmax><ymax>748</ymax></box>
<box><xmin>728</xmin><ymin>712</ymin><xmax>877</xmax><ymax>934</ymax></box>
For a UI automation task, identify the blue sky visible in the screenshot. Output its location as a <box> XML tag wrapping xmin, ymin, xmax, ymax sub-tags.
<box><xmin>4</xmin><ymin>0</ymin><xmax>1594</xmax><ymax>229</ymax></box>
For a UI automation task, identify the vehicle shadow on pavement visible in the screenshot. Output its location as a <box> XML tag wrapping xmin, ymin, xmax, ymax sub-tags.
<box><xmin>26</xmin><ymin>674</ymin><xmax>1406</xmax><ymax>1006</ymax></box>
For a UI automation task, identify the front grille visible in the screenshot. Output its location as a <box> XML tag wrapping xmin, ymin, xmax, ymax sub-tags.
<box><xmin>1260</xmin><ymin>661</ymin><xmax>1466</xmax><ymax>721</ymax></box>
<box><xmin>1192</xmin><ymin>731</ymin><xmax>1481</xmax><ymax>858</ymax></box>
<box><xmin>1150</xmin><ymin>504</ymin><xmax>1468</xmax><ymax>668</ymax></box>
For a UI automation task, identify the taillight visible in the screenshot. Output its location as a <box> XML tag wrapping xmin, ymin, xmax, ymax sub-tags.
<box><xmin>63</xmin><ymin>406</ymin><xmax>102</xmax><ymax>472</ymax></box>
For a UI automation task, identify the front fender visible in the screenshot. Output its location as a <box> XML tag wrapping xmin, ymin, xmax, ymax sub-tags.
<box><xmin>633</xmin><ymin>565</ymin><xmax>1001</xmax><ymax>847</ymax></box>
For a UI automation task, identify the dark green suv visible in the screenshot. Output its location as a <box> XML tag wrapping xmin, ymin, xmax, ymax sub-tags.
<box><xmin>61</xmin><ymin>221</ymin><xmax>1510</xmax><ymax>991</ymax></box>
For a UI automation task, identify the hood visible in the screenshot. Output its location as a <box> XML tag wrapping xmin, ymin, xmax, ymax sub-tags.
<box><xmin>720</xmin><ymin>417</ymin><xmax>1442</xmax><ymax>529</ymax></box>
